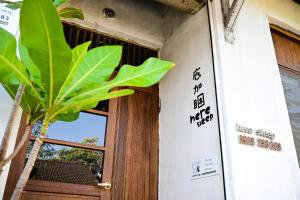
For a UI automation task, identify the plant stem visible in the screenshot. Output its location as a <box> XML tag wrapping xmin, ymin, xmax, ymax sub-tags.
<box><xmin>0</xmin><ymin>125</ymin><xmax>31</xmax><ymax>169</ymax></box>
<box><xmin>10</xmin><ymin>117</ymin><xmax>49</xmax><ymax>200</ymax></box>
<box><xmin>0</xmin><ymin>84</ymin><xmax>25</xmax><ymax>175</ymax></box>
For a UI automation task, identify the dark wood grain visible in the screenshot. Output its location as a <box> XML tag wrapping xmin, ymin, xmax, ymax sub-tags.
<box><xmin>112</xmin><ymin>86</ymin><xmax>159</xmax><ymax>200</ymax></box>
<box><xmin>271</xmin><ymin>27</ymin><xmax>300</xmax><ymax>73</ymax></box>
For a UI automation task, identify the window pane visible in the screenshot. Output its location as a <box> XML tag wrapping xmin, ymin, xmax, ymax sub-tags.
<box><xmin>27</xmin><ymin>142</ymin><xmax>104</xmax><ymax>185</ymax></box>
<box><xmin>280</xmin><ymin>69</ymin><xmax>300</xmax><ymax>166</ymax></box>
<box><xmin>32</xmin><ymin>112</ymin><xmax>107</xmax><ymax>146</ymax></box>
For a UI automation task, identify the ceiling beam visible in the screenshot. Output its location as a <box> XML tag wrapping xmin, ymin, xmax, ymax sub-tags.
<box><xmin>154</xmin><ymin>0</ymin><xmax>207</xmax><ymax>14</ymax></box>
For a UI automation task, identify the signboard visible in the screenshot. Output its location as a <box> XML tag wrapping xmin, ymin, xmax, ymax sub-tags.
<box><xmin>0</xmin><ymin>3</ymin><xmax>20</xmax><ymax>35</ymax></box>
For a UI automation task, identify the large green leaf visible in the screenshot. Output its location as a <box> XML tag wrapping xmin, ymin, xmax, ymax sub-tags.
<box><xmin>56</xmin><ymin>111</ymin><xmax>79</xmax><ymax>122</ymax></box>
<box><xmin>20</xmin><ymin>0</ymin><xmax>72</xmax><ymax>106</ymax></box>
<box><xmin>55</xmin><ymin>45</ymin><xmax>122</xmax><ymax>104</ymax></box>
<box><xmin>58</xmin><ymin>7</ymin><xmax>84</xmax><ymax>20</ymax></box>
<box><xmin>0</xmin><ymin>28</ymin><xmax>30</xmax><ymax>85</ymax></box>
<box><xmin>56</xmin><ymin>41</ymin><xmax>91</xmax><ymax>102</ymax></box>
<box><xmin>18</xmin><ymin>41</ymin><xmax>42</xmax><ymax>87</ymax></box>
<box><xmin>48</xmin><ymin>57</ymin><xmax>174</xmax><ymax>120</ymax></box>
<box><xmin>68</xmin><ymin>57</ymin><xmax>174</xmax><ymax>101</ymax></box>
<box><xmin>49</xmin><ymin>89</ymin><xmax>134</xmax><ymax>121</ymax></box>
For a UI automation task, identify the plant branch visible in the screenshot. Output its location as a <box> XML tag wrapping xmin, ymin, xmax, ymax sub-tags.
<box><xmin>0</xmin><ymin>125</ymin><xmax>31</xmax><ymax>168</ymax></box>
<box><xmin>0</xmin><ymin>84</ymin><xmax>25</xmax><ymax>175</ymax></box>
<box><xmin>10</xmin><ymin>117</ymin><xmax>49</xmax><ymax>200</ymax></box>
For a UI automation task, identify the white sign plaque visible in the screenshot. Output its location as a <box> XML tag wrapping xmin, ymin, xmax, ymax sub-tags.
<box><xmin>191</xmin><ymin>154</ymin><xmax>221</xmax><ymax>180</ymax></box>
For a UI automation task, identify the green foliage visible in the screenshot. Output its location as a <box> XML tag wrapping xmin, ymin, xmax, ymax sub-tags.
<box><xmin>2</xmin><ymin>1</ymin><xmax>22</xmax><ymax>10</ymax></box>
<box><xmin>20</xmin><ymin>0</ymin><xmax>72</xmax><ymax>106</ymax></box>
<box><xmin>53</xmin><ymin>0</ymin><xmax>69</xmax><ymax>7</ymax></box>
<box><xmin>0</xmin><ymin>29</ymin><xmax>29</xmax><ymax>85</ymax></box>
<box><xmin>58</xmin><ymin>7</ymin><xmax>84</xmax><ymax>20</ymax></box>
<box><xmin>30</xmin><ymin>137</ymin><xmax>103</xmax><ymax>170</ymax></box>
<box><xmin>0</xmin><ymin>0</ymin><xmax>175</xmax><ymax>126</ymax></box>
<box><xmin>57</xmin><ymin>138</ymin><xmax>102</xmax><ymax>166</ymax></box>
<box><xmin>2</xmin><ymin>0</ymin><xmax>84</xmax><ymax>20</ymax></box>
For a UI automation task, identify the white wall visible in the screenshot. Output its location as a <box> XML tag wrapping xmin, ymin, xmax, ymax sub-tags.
<box><xmin>159</xmin><ymin>6</ymin><xmax>225</xmax><ymax>200</ymax></box>
<box><xmin>209</xmin><ymin>0</ymin><xmax>300</xmax><ymax>199</ymax></box>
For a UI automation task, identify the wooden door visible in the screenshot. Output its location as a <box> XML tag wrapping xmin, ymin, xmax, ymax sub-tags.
<box><xmin>4</xmin><ymin>23</ymin><xmax>159</xmax><ymax>200</ymax></box>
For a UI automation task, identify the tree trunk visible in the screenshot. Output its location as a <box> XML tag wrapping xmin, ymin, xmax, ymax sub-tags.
<box><xmin>0</xmin><ymin>84</ymin><xmax>25</xmax><ymax>175</ymax></box>
<box><xmin>10</xmin><ymin>119</ymin><xmax>48</xmax><ymax>200</ymax></box>
<box><xmin>0</xmin><ymin>125</ymin><xmax>31</xmax><ymax>169</ymax></box>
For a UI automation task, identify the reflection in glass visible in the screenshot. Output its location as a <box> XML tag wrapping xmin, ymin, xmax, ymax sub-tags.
<box><xmin>32</xmin><ymin>112</ymin><xmax>107</xmax><ymax>146</ymax></box>
<box><xmin>280</xmin><ymin>69</ymin><xmax>300</xmax><ymax>165</ymax></box>
<box><xmin>27</xmin><ymin>142</ymin><xmax>104</xmax><ymax>185</ymax></box>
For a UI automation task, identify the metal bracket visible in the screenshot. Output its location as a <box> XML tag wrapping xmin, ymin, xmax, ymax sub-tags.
<box><xmin>223</xmin><ymin>0</ymin><xmax>245</xmax><ymax>44</ymax></box>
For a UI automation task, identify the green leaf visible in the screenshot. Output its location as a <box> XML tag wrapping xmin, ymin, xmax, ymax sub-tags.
<box><xmin>49</xmin><ymin>89</ymin><xmax>134</xmax><ymax>120</ymax></box>
<box><xmin>4</xmin><ymin>1</ymin><xmax>22</xmax><ymax>10</ymax></box>
<box><xmin>20</xmin><ymin>0</ymin><xmax>72</xmax><ymax>106</ymax></box>
<box><xmin>53</xmin><ymin>0</ymin><xmax>69</xmax><ymax>7</ymax></box>
<box><xmin>110</xmin><ymin>57</ymin><xmax>174</xmax><ymax>87</ymax></box>
<box><xmin>97</xmin><ymin>89</ymin><xmax>135</xmax><ymax>101</ymax></box>
<box><xmin>56</xmin><ymin>111</ymin><xmax>79</xmax><ymax>122</ymax></box>
<box><xmin>0</xmin><ymin>28</ymin><xmax>30</xmax><ymax>85</ymax></box>
<box><xmin>58</xmin><ymin>7</ymin><xmax>84</xmax><ymax>20</ymax></box>
<box><xmin>67</xmin><ymin>57</ymin><xmax>174</xmax><ymax>102</ymax></box>
<box><xmin>18</xmin><ymin>41</ymin><xmax>43</xmax><ymax>87</ymax></box>
<box><xmin>55</xmin><ymin>45</ymin><xmax>122</xmax><ymax>104</ymax></box>
<box><xmin>56</xmin><ymin>41</ymin><xmax>91</xmax><ymax>102</ymax></box>
<box><xmin>48</xmin><ymin>57</ymin><xmax>174</xmax><ymax>120</ymax></box>
<box><xmin>2</xmin><ymin>84</ymin><xmax>40</xmax><ymax>115</ymax></box>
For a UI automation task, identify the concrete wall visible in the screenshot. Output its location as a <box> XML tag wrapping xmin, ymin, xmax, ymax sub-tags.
<box><xmin>64</xmin><ymin>0</ymin><xmax>166</xmax><ymax>49</ymax></box>
<box><xmin>209</xmin><ymin>0</ymin><xmax>300</xmax><ymax>199</ymax></box>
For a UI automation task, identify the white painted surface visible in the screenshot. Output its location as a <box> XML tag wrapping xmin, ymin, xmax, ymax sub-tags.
<box><xmin>209</xmin><ymin>0</ymin><xmax>300</xmax><ymax>199</ymax></box>
<box><xmin>159</xmin><ymin>6</ymin><xmax>225</xmax><ymax>200</ymax></box>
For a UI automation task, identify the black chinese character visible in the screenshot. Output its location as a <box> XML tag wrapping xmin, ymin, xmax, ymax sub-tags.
<box><xmin>193</xmin><ymin>67</ymin><xmax>201</xmax><ymax>81</ymax></box>
<box><xmin>193</xmin><ymin>83</ymin><xmax>202</xmax><ymax>94</ymax></box>
<box><xmin>193</xmin><ymin>93</ymin><xmax>205</xmax><ymax>109</ymax></box>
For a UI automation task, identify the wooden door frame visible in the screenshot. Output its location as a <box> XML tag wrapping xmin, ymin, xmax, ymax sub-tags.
<box><xmin>270</xmin><ymin>24</ymin><xmax>300</xmax><ymax>74</ymax></box>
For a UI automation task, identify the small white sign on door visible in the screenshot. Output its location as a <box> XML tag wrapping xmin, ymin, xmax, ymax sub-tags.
<box><xmin>191</xmin><ymin>154</ymin><xmax>221</xmax><ymax>180</ymax></box>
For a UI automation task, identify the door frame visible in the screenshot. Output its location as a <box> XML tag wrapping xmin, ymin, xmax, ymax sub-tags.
<box><xmin>4</xmin><ymin>98</ymin><xmax>119</xmax><ymax>199</ymax></box>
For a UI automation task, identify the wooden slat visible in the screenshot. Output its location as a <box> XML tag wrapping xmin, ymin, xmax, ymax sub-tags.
<box><xmin>29</xmin><ymin>136</ymin><xmax>106</xmax><ymax>151</ymax></box>
<box><xmin>87</xmin><ymin>109</ymin><xmax>109</xmax><ymax>116</ymax></box>
<box><xmin>271</xmin><ymin>27</ymin><xmax>300</xmax><ymax>73</ymax></box>
<box><xmin>24</xmin><ymin>180</ymin><xmax>103</xmax><ymax>197</ymax></box>
<box><xmin>22</xmin><ymin>191</ymin><xmax>100</xmax><ymax>200</ymax></box>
